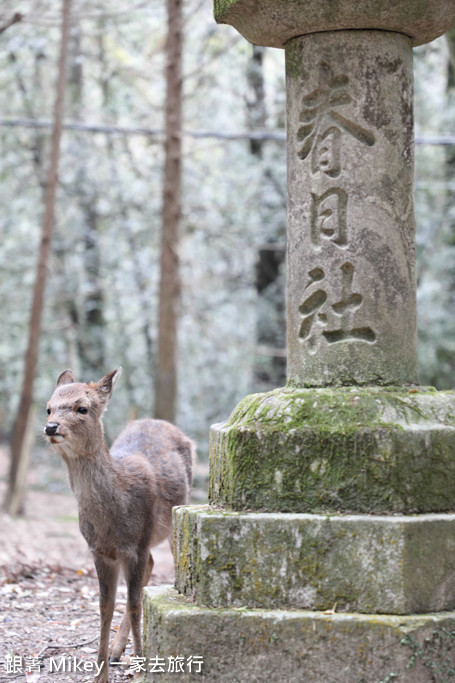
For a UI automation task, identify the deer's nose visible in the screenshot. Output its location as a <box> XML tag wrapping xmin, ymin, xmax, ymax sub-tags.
<box><xmin>45</xmin><ymin>422</ymin><xmax>59</xmax><ymax>436</ymax></box>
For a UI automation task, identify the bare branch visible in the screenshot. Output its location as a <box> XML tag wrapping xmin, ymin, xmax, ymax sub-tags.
<box><xmin>0</xmin><ymin>12</ymin><xmax>23</xmax><ymax>35</ymax></box>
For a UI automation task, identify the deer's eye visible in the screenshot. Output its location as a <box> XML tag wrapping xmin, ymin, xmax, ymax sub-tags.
<box><xmin>77</xmin><ymin>406</ymin><xmax>88</xmax><ymax>415</ymax></box>
<box><xmin>47</xmin><ymin>408</ymin><xmax>51</xmax><ymax>415</ymax></box>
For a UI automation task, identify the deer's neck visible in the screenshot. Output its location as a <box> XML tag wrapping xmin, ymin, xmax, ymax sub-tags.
<box><xmin>63</xmin><ymin>440</ymin><xmax>132</xmax><ymax>558</ymax></box>
<box><xmin>63</xmin><ymin>439</ymin><xmax>118</xmax><ymax>508</ymax></box>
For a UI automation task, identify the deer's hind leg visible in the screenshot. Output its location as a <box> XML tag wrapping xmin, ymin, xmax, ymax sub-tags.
<box><xmin>109</xmin><ymin>552</ymin><xmax>154</xmax><ymax>663</ymax></box>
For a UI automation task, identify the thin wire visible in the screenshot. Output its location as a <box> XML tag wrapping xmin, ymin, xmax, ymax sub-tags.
<box><xmin>0</xmin><ymin>118</ymin><xmax>454</xmax><ymax>145</ymax></box>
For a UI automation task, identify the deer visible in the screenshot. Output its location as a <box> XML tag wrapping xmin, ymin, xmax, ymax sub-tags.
<box><xmin>44</xmin><ymin>368</ymin><xmax>195</xmax><ymax>682</ymax></box>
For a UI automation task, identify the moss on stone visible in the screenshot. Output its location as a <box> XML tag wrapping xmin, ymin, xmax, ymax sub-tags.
<box><xmin>213</xmin><ymin>0</ymin><xmax>237</xmax><ymax>22</ymax></box>
<box><xmin>173</xmin><ymin>505</ymin><xmax>207</xmax><ymax>597</ymax></box>
<box><xmin>173</xmin><ymin>507</ymin><xmax>455</xmax><ymax>615</ymax></box>
<box><xmin>209</xmin><ymin>387</ymin><xmax>455</xmax><ymax>514</ymax></box>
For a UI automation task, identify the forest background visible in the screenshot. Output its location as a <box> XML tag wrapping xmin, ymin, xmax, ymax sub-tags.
<box><xmin>0</xmin><ymin>0</ymin><xmax>455</xmax><ymax>490</ymax></box>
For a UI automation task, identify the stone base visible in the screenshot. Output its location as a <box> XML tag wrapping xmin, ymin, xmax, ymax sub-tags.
<box><xmin>209</xmin><ymin>386</ymin><xmax>455</xmax><ymax>513</ymax></box>
<box><xmin>142</xmin><ymin>585</ymin><xmax>455</xmax><ymax>682</ymax></box>
<box><xmin>174</xmin><ymin>506</ymin><xmax>455</xmax><ymax>614</ymax></box>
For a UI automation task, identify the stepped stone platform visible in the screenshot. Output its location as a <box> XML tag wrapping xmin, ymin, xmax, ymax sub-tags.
<box><xmin>143</xmin><ymin>585</ymin><xmax>455</xmax><ymax>683</ymax></box>
<box><xmin>173</xmin><ymin>506</ymin><xmax>455</xmax><ymax>614</ymax></box>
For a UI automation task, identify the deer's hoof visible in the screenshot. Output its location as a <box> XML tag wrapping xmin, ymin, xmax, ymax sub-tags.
<box><xmin>93</xmin><ymin>674</ymin><xmax>108</xmax><ymax>683</ymax></box>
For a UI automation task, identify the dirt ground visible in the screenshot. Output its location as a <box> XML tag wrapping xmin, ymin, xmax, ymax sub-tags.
<box><xmin>0</xmin><ymin>444</ymin><xmax>199</xmax><ymax>683</ymax></box>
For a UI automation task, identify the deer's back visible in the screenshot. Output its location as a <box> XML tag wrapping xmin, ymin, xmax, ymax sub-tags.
<box><xmin>110</xmin><ymin>418</ymin><xmax>194</xmax><ymax>505</ymax></box>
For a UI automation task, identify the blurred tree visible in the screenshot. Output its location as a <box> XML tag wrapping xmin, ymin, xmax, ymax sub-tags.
<box><xmin>416</xmin><ymin>31</ymin><xmax>455</xmax><ymax>388</ymax></box>
<box><xmin>4</xmin><ymin>0</ymin><xmax>72</xmax><ymax>515</ymax></box>
<box><xmin>246</xmin><ymin>45</ymin><xmax>286</xmax><ymax>392</ymax></box>
<box><xmin>439</xmin><ymin>29</ymin><xmax>455</xmax><ymax>384</ymax></box>
<box><xmin>67</xmin><ymin>21</ymin><xmax>106</xmax><ymax>379</ymax></box>
<box><xmin>246</xmin><ymin>45</ymin><xmax>266</xmax><ymax>158</ymax></box>
<box><xmin>154</xmin><ymin>0</ymin><xmax>182</xmax><ymax>422</ymax></box>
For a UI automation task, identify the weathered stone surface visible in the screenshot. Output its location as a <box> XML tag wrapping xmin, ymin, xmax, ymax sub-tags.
<box><xmin>174</xmin><ymin>506</ymin><xmax>455</xmax><ymax>614</ymax></box>
<box><xmin>214</xmin><ymin>0</ymin><xmax>455</xmax><ymax>48</ymax></box>
<box><xmin>143</xmin><ymin>6</ymin><xmax>455</xmax><ymax>681</ymax></box>
<box><xmin>143</xmin><ymin>585</ymin><xmax>455</xmax><ymax>682</ymax></box>
<box><xmin>286</xmin><ymin>30</ymin><xmax>417</xmax><ymax>387</ymax></box>
<box><xmin>209</xmin><ymin>387</ymin><xmax>455</xmax><ymax>513</ymax></box>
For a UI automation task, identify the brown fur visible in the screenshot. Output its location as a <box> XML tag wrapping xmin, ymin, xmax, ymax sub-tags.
<box><xmin>44</xmin><ymin>368</ymin><xmax>195</xmax><ymax>683</ymax></box>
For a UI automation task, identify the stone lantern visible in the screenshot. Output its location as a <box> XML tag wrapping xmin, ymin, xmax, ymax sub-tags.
<box><xmin>143</xmin><ymin>2</ymin><xmax>455</xmax><ymax>679</ymax></box>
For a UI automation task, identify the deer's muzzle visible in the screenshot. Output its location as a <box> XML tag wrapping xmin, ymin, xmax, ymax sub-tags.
<box><xmin>45</xmin><ymin>422</ymin><xmax>60</xmax><ymax>436</ymax></box>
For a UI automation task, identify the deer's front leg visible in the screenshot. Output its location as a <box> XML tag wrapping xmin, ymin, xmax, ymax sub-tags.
<box><xmin>110</xmin><ymin>553</ymin><xmax>154</xmax><ymax>662</ymax></box>
<box><xmin>94</xmin><ymin>555</ymin><xmax>120</xmax><ymax>683</ymax></box>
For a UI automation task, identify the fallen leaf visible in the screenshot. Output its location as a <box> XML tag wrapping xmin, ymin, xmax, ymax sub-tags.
<box><xmin>323</xmin><ymin>603</ymin><xmax>337</xmax><ymax>615</ymax></box>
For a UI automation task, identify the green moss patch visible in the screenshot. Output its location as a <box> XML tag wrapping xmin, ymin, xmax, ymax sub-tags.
<box><xmin>209</xmin><ymin>387</ymin><xmax>455</xmax><ymax>514</ymax></box>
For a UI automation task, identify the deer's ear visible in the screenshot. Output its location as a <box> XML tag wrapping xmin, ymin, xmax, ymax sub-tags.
<box><xmin>94</xmin><ymin>368</ymin><xmax>122</xmax><ymax>406</ymax></box>
<box><xmin>56</xmin><ymin>369</ymin><xmax>75</xmax><ymax>387</ymax></box>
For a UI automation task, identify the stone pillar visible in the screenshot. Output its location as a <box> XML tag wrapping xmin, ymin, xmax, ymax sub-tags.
<box><xmin>143</xmin><ymin>3</ymin><xmax>455</xmax><ymax>681</ymax></box>
<box><xmin>286</xmin><ymin>30</ymin><xmax>417</xmax><ymax>386</ymax></box>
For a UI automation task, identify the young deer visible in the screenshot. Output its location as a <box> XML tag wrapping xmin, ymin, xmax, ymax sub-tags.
<box><xmin>44</xmin><ymin>368</ymin><xmax>194</xmax><ymax>682</ymax></box>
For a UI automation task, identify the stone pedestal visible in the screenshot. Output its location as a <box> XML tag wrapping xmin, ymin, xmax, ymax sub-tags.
<box><xmin>143</xmin><ymin>585</ymin><xmax>455</xmax><ymax>682</ymax></box>
<box><xmin>208</xmin><ymin>387</ymin><xmax>455</xmax><ymax>513</ymax></box>
<box><xmin>143</xmin><ymin>1</ymin><xmax>455</xmax><ymax>680</ymax></box>
<box><xmin>173</xmin><ymin>506</ymin><xmax>455</xmax><ymax>614</ymax></box>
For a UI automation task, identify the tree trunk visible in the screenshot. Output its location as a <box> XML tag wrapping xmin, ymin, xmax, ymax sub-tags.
<box><xmin>444</xmin><ymin>30</ymin><xmax>455</xmax><ymax>202</ymax></box>
<box><xmin>436</xmin><ymin>29</ymin><xmax>455</xmax><ymax>387</ymax></box>
<box><xmin>247</xmin><ymin>45</ymin><xmax>287</xmax><ymax>392</ymax></box>
<box><xmin>154</xmin><ymin>0</ymin><xmax>183</xmax><ymax>423</ymax></box>
<box><xmin>246</xmin><ymin>45</ymin><xmax>266</xmax><ymax>157</ymax></box>
<box><xmin>67</xmin><ymin>22</ymin><xmax>105</xmax><ymax>380</ymax></box>
<box><xmin>4</xmin><ymin>0</ymin><xmax>72</xmax><ymax>515</ymax></box>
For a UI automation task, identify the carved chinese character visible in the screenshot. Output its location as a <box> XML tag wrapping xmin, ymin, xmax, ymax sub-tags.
<box><xmin>297</xmin><ymin>62</ymin><xmax>375</xmax><ymax>165</ymax></box>
<box><xmin>312</xmin><ymin>126</ymin><xmax>342</xmax><ymax>177</ymax></box>
<box><xmin>299</xmin><ymin>263</ymin><xmax>376</xmax><ymax>352</ymax></box>
<box><xmin>311</xmin><ymin>188</ymin><xmax>348</xmax><ymax>249</ymax></box>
